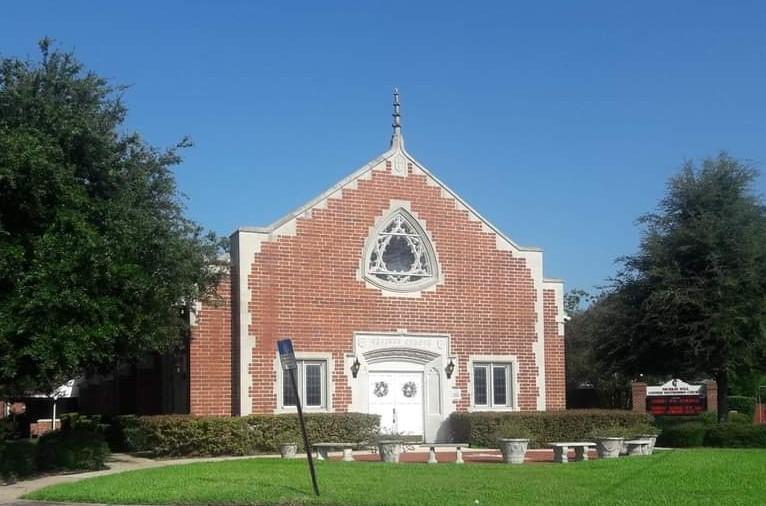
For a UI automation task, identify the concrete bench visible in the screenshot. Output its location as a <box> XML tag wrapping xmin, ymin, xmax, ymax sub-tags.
<box><xmin>312</xmin><ymin>442</ymin><xmax>357</xmax><ymax>461</ymax></box>
<box><xmin>418</xmin><ymin>443</ymin><xmax>470</xmax><ymax>464</ymax></box>
<box><xmin>547</xmin><ymin>442</ymin><xmax>596</xmax><ymax>463</ymax></box>
<box><xmin>624</xmin><ymin>439</ymin><xmax>651</xmax><ymax>456</ymax></box>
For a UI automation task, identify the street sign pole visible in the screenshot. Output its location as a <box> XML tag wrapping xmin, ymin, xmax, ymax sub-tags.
<box><xmin>289</xmin><ymin>367</ymin><xmax>319</xmax><ymax>496</ymax></box>
<box><xmin>277</xmin><ymin>338</ymin><xmax>319</xmax><ymax>497</ymax></box>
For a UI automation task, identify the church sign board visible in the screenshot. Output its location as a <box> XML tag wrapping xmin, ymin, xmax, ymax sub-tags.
<box><xmin>646</xmin><ymin>379</ymin><xmax>706</xmax><ymax>416</ymax></box>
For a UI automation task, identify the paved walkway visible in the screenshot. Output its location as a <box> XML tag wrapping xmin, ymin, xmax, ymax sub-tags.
<box><xmin>0</xmin><ymin>453</ymin><xmax>261</xmax><ymax>505</ymax></box>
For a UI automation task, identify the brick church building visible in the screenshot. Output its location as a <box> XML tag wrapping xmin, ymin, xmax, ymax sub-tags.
<box><xmin>68</xmin><ymin>91</ymin><xmax>565</xmax><ymax>441</ymax></box>
<box><xmin>185</xmin><ymin>91</ymin><xmax>566</xmax><ymax>441</ymax></box>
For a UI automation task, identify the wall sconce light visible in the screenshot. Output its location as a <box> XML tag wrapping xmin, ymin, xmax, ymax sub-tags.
<box><xmin>445</xmin><ymin>359</ymin><xmax>455</xmax><ymax>379</ymax></box>
<box><xmin>351</xmin><ymin>357</ymin><xmax>361</xmax><ymax>378</ymax></box>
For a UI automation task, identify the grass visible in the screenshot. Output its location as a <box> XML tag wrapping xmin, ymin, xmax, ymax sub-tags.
<box><xmin>25</xmin><ymin>449</ymin><xmax>766</xmax><ymax>506</ymax></box>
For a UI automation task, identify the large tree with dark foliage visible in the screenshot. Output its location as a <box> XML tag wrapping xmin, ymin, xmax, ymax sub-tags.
<box><xmin>565</xmin><ymin>289</ymin><xmax>633</xmax><ymax>409</ymax></box>
<box><xmin>595</xmin><ymin>154</ymin><xmax>766</xmax><ymax>421</ymax></box>
<box><xmin>0</xmin><ymin>40</ymin><xmax>224</xmax><ymax>396</ymax></box>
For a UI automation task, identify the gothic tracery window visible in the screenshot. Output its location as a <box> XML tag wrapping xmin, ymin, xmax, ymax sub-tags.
<box><xmin>364</xmin><ymin>209</ymin><xmax>438</xmax><ymax>291</ymax></box>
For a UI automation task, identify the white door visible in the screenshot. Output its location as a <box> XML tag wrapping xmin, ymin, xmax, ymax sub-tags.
<box><xmin>369</xmin><ymin>372</ymin><xmax>423</xmax><ymax>436</ymax></box>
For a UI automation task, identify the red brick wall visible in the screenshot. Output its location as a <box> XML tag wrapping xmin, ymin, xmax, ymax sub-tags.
<box><xmin>30</xmin><ymin>419</ymin><xmax>60</xmax><ymax>438</ymax></box>
<box><xmin>248</xmin><ymin>163</ymin><xmax>544</xmax><ymax>413</ymax></box>
<box><xmin>543</xmin><ymin>289</ymin><xmax>566</xmax><ymax>409</ymax></box>
<box><xmin>189</xmin><ymin>277</ymin><xmax>233</xmax><ymax>415</ymax></box>
<box><xmin>631</xmin><ymin>382</ymin><xmax>647</xmax><ymax>413</ymax></box>
<box><xmin>704</xmin><ymin>380</ymin><xmax>718</xmax><ymax>415</ymax></box>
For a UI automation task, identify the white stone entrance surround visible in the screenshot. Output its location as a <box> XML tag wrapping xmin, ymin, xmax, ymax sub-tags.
<box><xmin>347</xmin><ymin>331</ymin><xmax>456</xmax><ymax>442</ymax></box>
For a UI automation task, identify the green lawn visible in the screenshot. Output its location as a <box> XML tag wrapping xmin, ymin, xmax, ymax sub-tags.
<box><xmin>25</xmin><ymin>449</ymin><xmax>765</xmax><ymax>506</ymax></box>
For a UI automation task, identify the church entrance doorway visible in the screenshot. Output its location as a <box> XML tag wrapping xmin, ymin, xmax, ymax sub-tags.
<box><xmin>368</xmin><ymin>371</ymin><xmax>423</xmax><ymax>437</ymax></box>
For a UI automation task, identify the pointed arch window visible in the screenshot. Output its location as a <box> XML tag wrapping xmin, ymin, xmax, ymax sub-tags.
<box><xmin>364</xmin><ymin>209</ymin><xmax>438</xmax><ymax>292</ymax></box>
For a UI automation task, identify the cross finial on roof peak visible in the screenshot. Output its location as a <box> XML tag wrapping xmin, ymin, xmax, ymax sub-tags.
<box><xmin>392</xmin><ymin>88</ymin><xmax>401</xmax><ymax>133</ymax></box>
<box><xmin>390</xmin><ymin>88</ymin><xmax>404</xmax><ymax>149</ymax></box>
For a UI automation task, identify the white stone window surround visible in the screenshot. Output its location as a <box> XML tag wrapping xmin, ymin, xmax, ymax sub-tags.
<box><xmin>359</xmin><ymin>201</ymin><xmax>442</xmax><ymax>297</ymax></box>
<box><xmin>273</xmin><ymin>352</ymin><xmax>334</xmax><ymax>413</ymax></box>
<box><xmin>467</xmin><ymin>354</ymin><xmax>520</xmax><ymax>412</ymax></box>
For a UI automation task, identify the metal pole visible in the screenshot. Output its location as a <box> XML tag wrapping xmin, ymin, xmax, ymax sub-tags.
<box><xmin>289</xmin><ymin>368</ymin><xmax>319</xmax><ymax>496</ymax></box>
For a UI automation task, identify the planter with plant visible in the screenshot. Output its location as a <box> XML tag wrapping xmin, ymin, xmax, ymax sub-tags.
<box><xmin>629</xmin><ymin>424</ymin><xmax>660</xmax><ymax>455</ymax></box>
<box><xmin>587</xmin><ymin>426</ymin><xmax>627</xmax><ymax>459</ymax></box>
<box><xmin>374</xmin><ymin>429</ymin><xmax>407</xmax><ymax>463</ymax></box>
<box><xmin>494</xmin><ymin>421</ymin><xmax>533</xmax><ymax>464</ymax></box>
<box><xmin>277</xmin><ymin>434</ymin><xmax>299</xmax><ymax>459</ymax></box>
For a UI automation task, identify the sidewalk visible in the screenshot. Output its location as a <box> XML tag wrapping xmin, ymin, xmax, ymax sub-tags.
<box><xmin>0</xmin><ymin>453</ymin><xmax>260</xmax><ymax>505</ymax></box>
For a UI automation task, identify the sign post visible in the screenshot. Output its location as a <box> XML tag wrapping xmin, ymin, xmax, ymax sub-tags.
<box><xmin>277</xmin><ymin>338</ymin><xmax>319</xmax><ymax>497</ymax></box>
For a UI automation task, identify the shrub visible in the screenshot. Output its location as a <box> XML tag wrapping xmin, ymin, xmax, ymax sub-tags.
<box><xmin>36</xmin><ymin>430</ymin><xmax>109</xmax><ymax>471</ymax></box>
<box><xmin>656</xmin><ymin>422</ymin><xmax>706</xmax><ymax>448</ymax></box>
<box><xmin>492</xmin><ymin>420</ymin><xmax>533</xmax><ymax>443</ymax></box>
<box><xmin>114</xmin><ymin>415</ymin><xmax>147</xmax><ymax>452</ymax></box>
<box><xmin>586</xmin><ymin>425</ymin><xmax>631</xmax><ymax>439</ymax></box>
<box><xmin>60</xmin><ymin>413</ymin><xmax>132</xmax><ymax>452</ymax></box>
<box><xmin>704</xmin><ymin>423</ymin><xmax>766</xmax><ymax>448</ymax></box>
<box><xmin>121</xmin><ymin>416</ymin><xmax>258</xmax><ymax>457</ymax></box>
<box><xmin>654</xmin><ymin>412</ymin><xmax>717</xmax><ymax>431</ymax></box>
<box><xmin>0</xmin><ymin>418</ymin><xmax>18</xmax><ymax>441</ymax></box>
<box><xmin>245</xmin><ymin>413</ymin><xmax>380</xmax><ymax>452</ymax></box>
<box><xmin>726</xmin><ymin>411</ymin><xmax>752</xmax><ymax>425</ymax></box>
<box><xmin>0</xmin><ymin>439</ymin><xmax>37</xmax><ymax>481</ymax></box>
<box><xmin>60</xmin><ymin>413</ymin><xmax>109</xmax><ymax>433</ymax></box>
<box><xmin>625</xmin><ymin>422</ymin><xmax>660</xmax><ymax>437</ymax></box>
<box><xmin>118</xmin><ymin>413</ymin><xmax>380</xmax><ymax>456</ymax></box>
<box><xmin>728</xmin><ymin>396</ymin><xmax>756</xmax><ymax>418</ymax></box>
<box><xmin>449</xmin><ymin>410</ymin><xmax>652</xmax><ymax>448</ymax></box>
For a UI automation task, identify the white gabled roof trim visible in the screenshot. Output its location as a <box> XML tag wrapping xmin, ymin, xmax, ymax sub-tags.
<box><xmin>236</xmin><ymin>135</ymin><xmax>541</xmax><ymax>253</ymax></box>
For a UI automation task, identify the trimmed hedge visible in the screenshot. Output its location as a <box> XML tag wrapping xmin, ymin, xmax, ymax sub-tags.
<box><xmin>655</xmin><ymin>418</ymin><xmax>766</xmax><ymax>448</ymax></box>
<box><xmin>1</xmin><ymin>429</ymin><xmax>110</xmax><ymax>482</ymax></box>
<box><xmin>0</xmin><ymin>439</ymin><xmax>37</xmax><ymax>481</ymax></box>
<box><xmin>656</xmin><ymin>422</ymin><xmax>707</xmax><ymax>448</ymax></box>
<box><xmin>726</xmin><ymin>412</ymin><xmax>752</xmax><ymax>425</ymax></box>
<box><xmin>61</xmin><ymin>413</ymin><xmax>129</xmax><ymax>452</ymax></box>
<box><xmin>246</xmin><ymin>413</ymin><xmax>380</xmax><ymax>452</ymax></box>
<box><xmin>117</xmin><ymin>413</ymin><xmax>380</xmax><ymax>457</ymax></box>
<box><xmin>729</xmin><ymin>396</ymin><xmax>756</xmax><ymax>418</ymax></box>
<box><xmin>449</xmin><ymin>410</ymin><xmax>652</xmax><ymax>448</ymax></box>
<box><xmin>120</xmin><ymin>416</ymin><xmax>258</xmax><ymax>457</ymax></box>
<box><xmin>704</xmin><ymin>423</ymin><xmax>766</xmax><ymax>448</ymax></box>
<box><xmin>0</xmin><ymin>418</ymin><xmax>19</xmax><ymax>441</ymax></box>
<box><xmin>654</xmin><ymin>412</ymin><xmax>718</xmax><ymax>430</ymax></box>
<box><xmin>36</xmin><ymin>430</ymin><xmax>110</xmax><ymax>471</ymax></box>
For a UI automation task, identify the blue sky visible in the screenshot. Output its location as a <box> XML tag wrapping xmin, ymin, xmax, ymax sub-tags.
<box><xmin>3</xmin><ymin>1</ymin><xmax>765</xmax><ymax>292</ymax></box>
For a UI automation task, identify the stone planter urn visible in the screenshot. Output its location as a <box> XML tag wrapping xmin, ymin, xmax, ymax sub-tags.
<box><xmin>595</xmin><ymin>437</ymin><xmax>623</xmax><ymax>459</ymax></box>
<box><xmin>279</xmin><ymin>442</ymin><xmax>298</xmax><ymax>459</ymax></box>
<box><xmin>620</xmin><ymin>441</ymin><xmax>629</xmax><ymax>456</ymax></box>
<box><xmin>638</xmin><ymin>434</ymin><xmax>658</xmax><ymax>455</ymax></box>
<box><xmin>377</xmin><ymin>440</ymin><xmax>402</xmax><ymax>463</ymax></box>
<box><xmin>497</xmin><ymin>438</ymin><xmax>529</xmax><ymax>464</ymax></box>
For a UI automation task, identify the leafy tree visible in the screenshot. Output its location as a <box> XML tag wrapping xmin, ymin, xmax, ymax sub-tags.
<box><xmin>0</xmin><ymin>40</ymin><xmax>225</xmax><ymax>397</ymax></box>
<box><xmin>596</xmin><ymin>154</ymin><xmax>766</xmax><ymax>420</ymax></box>
<box><xmin>563</xmin><ymin>288</ymin><xmax>593</xmax><ymax>317</ymax></box>
<box><xmin>565</xmin><ymin>289</ymin><xmax>632</xmax><ymax>409</ymax></box>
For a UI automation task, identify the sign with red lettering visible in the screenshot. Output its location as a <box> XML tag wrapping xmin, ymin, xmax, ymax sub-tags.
<box><xmin>647</xmin><ymin>395</ymin><xmax>706</xmax><ymax>416</ymax></box>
